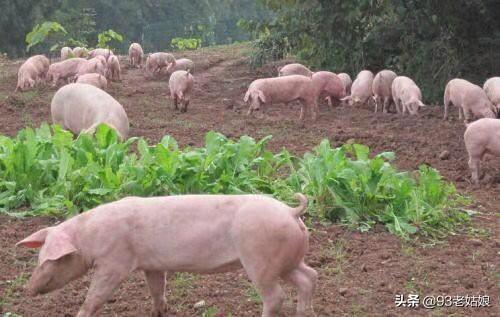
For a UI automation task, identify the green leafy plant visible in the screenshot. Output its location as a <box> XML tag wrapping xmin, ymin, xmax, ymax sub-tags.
<box><xmin>0</xmin><ymin>124</ymin><xmax>467</xmax><ymax>239</ymax></box>
<box><xmin>171</xmin><ymin>37</ymin><xmax>202</xmax><ymax>50</ymax></box>
<box><xmin>97</xmin><ymin>29</ymin><xmax>124</xmax><ymax>49</ymax></box>
<box><xmin>25</xmin><ymin>21</ymin><xmax>67</xmax><ymax>52</ymax></box>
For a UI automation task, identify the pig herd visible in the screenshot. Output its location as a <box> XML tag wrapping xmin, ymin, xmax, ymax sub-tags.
<box><xmin>11</xmin><ymin>45</ymin><xmax>500</xmax><ymax>317</ymax></box>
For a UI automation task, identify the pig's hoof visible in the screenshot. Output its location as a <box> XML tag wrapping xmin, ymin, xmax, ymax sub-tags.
<box><xmin>150</xmin><ymin>310</ymin><xmax>166</xmax><ymax>317</ymax></box>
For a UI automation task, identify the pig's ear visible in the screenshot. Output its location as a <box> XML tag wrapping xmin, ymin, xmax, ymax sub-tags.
<box><xmin>16</xmin><ymin>227</ymin><xmax>52</xmax><ymax>248</ymax></box>
<box><xmin>257</xmin><ymin>91</ymin><xmax>266</xmax><ymax>103</ymax></box>
<box><xmin>40</xmin><ymin>232</ymin><xmax>78</xmax><ymax>264</ymax></box>
<box><xmin>243</xmin><ymin>91</ymin><xmax>250</xmax><ymax>103</ymax></box>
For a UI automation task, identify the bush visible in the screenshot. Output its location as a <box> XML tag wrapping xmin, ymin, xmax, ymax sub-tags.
<box><xmin>171</xmin><ymin>37</ymin><xmax>202</xmax><ymax>50</ymax></box>
<box><xmin>0</xmin><ymin>124</ymin><xmax>467</xmax><ymax>239</ymax></box>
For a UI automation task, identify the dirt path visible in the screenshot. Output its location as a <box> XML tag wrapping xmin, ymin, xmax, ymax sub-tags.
<box><xmin>0</xmin><ymin>44</ymin><xmax>498</xmax><ymax>316</ymax></box>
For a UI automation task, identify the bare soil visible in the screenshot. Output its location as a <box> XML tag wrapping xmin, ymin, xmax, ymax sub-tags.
<box><xmin>0</xmin><ymin>44</ymin><xmax>498</xmax><ymax>316</ymax></box>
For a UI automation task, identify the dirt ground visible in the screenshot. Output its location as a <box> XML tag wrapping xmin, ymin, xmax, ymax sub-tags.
<box><xmin>0</xmin><ymin>44</ymin><xmax>498</xmax><ymax>316</ymax></box>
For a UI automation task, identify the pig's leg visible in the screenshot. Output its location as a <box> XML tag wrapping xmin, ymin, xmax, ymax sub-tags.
<box><xmin>394</xmin><ymin>98</ymin><xmax>401</xmax><ymax>114</ymax></box>
<box><xmin>144</xmin><ymin>270</ymin><xmax>166</xmax><ymax>317</ymax></box>
<box><xmin>173</xmin><ymin>96</ymin><xmax>178</xmax><ymax>110</ymax></box>
<box><xmin>462</xmin><ymin>106</ymin><xmax>471</xmax><ymax>124</ymax></box>
<box><xmin>383</xmin><ymin>97</ymin><xmax>389</xmax><ymax>113</ymax></box>
<box><xmin>284</xmin><ymin>262</ymin><xmax>317</xmax><ymax>316</ymax></box>
<box><xmin>468</xmin><ymin>156</ymin><xmax>481</xmax><ymax>184</ymax></box>
<box><xmin>77</xmin><ymin>267</ymin><xmax>129</xmax><ymax>317</ymax></box>
<box><xmin>374</xmin><ymin>96</ymin><xmax>379</xmax><ymax>113</ymax></box>
<box><xmin>183</xmin><ymin>99</ymin><xmax>190</xmax><ymax>113</ymax></box>
<box><xmin>458</xmin><ymin>106</ymin><xmax>464</xmax><ymax>121</ymax></box>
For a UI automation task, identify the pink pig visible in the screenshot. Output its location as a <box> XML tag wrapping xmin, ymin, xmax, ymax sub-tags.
<box><xmin>168</xmin><ymin>70</ymin><xmax>194</xmax><ymax>112</ymax></box>
<box><xmin>17</xmin><ymin>194</ymin><xmax>317</xmax><ymax>317</ymax></box>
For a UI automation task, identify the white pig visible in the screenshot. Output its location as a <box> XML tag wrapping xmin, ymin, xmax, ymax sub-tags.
<box><xmin>244</xmin><ymin>75</ymin><xmax>318</xmax><ymax>122</ymax></box>
<box><xmin>15</xmin><ymin>60</ymin><xmax>38</xmax><ymax>92</ymax></box>
<box><xmin>146</xmin><ymin>52</ymin><xmax>175</xmax><ymax>77</ymax></box>
<box><xmin>77</xmin><ymin>58</ymin><xmax>106</xmax><ymax>77</ymax></box>
<box><xmin>164</xmin><ymin>58</ymin><xmax>195</xmax><ymax>76</ymax></box>
<box><xmin>443</xmin><ymin>78</ymin><xmax>496</xmax><ymax>123</ymax></box>
<box><xmin>169</xmin><ymin>70</ymin><xmax>194</xmax><ymax>112</ymax></box>
<box><xmin>128</xmin><ymin>43</ymin><xmax>144</xmax><ymax>68</ymax></box>
<box><xmin>47</xmin><ymin>58</ymin><xmax>88</xmax><ymax>86</ymax></box>
<box><xmin>73</xmin><ymin>47</ymin><xmax>88</xmax><ymax>58</ymax></box>
<box><xmin>76</xmin><ymin>73</ymin><xmax>108</xmax><ymax>90</ymax></box>
<box><xmin>391</xmin><ymin>76</ymin><xmax>426</xmax><ymax>115</ymax></box>
<box><xmin>51</xmin><ymin>83</ymin><xmax>129</xmax><ymax>139</ymax></box>
<box><xmin>372</xmin><ymin>70</ymin><xmax>397</xmax><ymax>113</ymax></box>
<box><xmin>337</xmin><ymin>73</ymin><xmax>352</xmax><ymax>95</ymax></box>
<box><xmin>464</xmin><ymin>118</ymin><xmax>500</xmax><ymax>183</ymax></box>
<box><xmin>483</xmin><ymin>77</ymin><xmax>500</xmax><ymax>115</ymax></box>
<box><xmin>88</xmin><ymin>48</ymin><xmax>114</xmax><ymax>59</ymax></box>
<box><xmin>341</xmin><ymin>70</ymin><xmax>374</xmax><ymax>106</ymax></box>
<box><xmin>278</xmin><ymin>63</ymin><xmax>313</xmax><ymax>77</ymax></box>
<box><xmin>17</xmin><ymin>194</ymin><xmax>316</xmax><ymax>317</ymax></box>
<box><xmin>311</xmin><ymin>71</ymin><xmax>346</xmax><ymax>107</ymax></box>
<box><xmin>107</xmin><ymin>55</ymin><xmax>121</xmax><ymax>81</ymax></box>
<box><xmin>60</xmin><ymin>47</ymin><xmax>73</xmax><ymax>60</ymax></box>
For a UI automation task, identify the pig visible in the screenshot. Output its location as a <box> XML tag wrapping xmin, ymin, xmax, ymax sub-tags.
<box><xmin>77</xmin><ymin>58</ymin><xmax>106</xmax><ymax>77</ymax></box>
<box><xmin>106</xmin><ymin>55</ymin><xmax>121</xmax><ymax>81</ymax></box>
<box><xmin>168</xmin><ymin>70</ymin><xmax>194</xmax><ymax>112</ymax></box>
<box><xmin>337</xmin><ymin>73</ymin><xmax>352</xmax><ymax>95</ymax></box>
<box><xmin>464</xmin><ymin>118</ymin><xmax>500</xmax><ymax>183</ymax></box>
<box><xmin>61</xmin><ymin>47</ymin><xmax>73</xmax><ymax>60</ymax></box>
<box><xmin>88</xmin><ymin>48</ymin><xmax>114</xmax><ymax>60</ymax></box>
<box><xmin>483</xmin><ymin>77</ymin><xmax>500</xmax><ymax>115</ymax></box>
<box><xmin>47</xmin><ymin>58</ymin><xmax>88</xmax><ymax>86</ymax></box>
<box><xmin>51</xmin><ymin>83</ymin><xmax>129</xmax><ymax>140</ymax></box>
<box><xmin>278</xmin><ymin>63</ymin><xmax>313</xmax><ymax>78</ymax></box>
<box><xmin>31</xmin><ymin>55</ymin><xmax>50</xmax><ymax>82</ymax></box>
<box><xmin>17</xmin><ymin>194</ymin><xmax>316</xmax><ymax>317</ymax></box>
<box><xmin>372</xmin><ymin>70</ymin><xmax>397</xmax><ymax>113</ymax></box>
<box><xmin>128</xmin><ymin>43</ymin><xmax>144</xmax><ymax>68</ymax></box>
<box><xmin>311</xmin><ymin>71</ymin><xmax>346</xmax><ymax>107</ymax></box>
<box><xmin>164</xmin><ymin>58</ymin><xmax>195</xmax><ymax>76</ymax></box>
<box><xmin>146</xmin><ymin>52</ymin><xmax>175</xmax><ymax>77</ymax></box>
<box><xmin>443</xmin><ymin>78</ymin><xmax>496</xmax><ymax>123</ymax></box>
<box><xmin>15</xmin><ymin>60</ymin><xmax>38</xmax><ymax>92</ymax></box>
<box><xmin>391</xmin><ymin>76</ymin><xmax>426</xmax><ymax>115</ymax></box>
<box><xmin>244</xmin><ymin>75</ymin><xmax>318</xmax><ymax>122</ymax></box>
<box><xmin>76</xmin><ymin>73</ymin><xmax>108</xmax><ymax>90</ymax></box>
<box><xmin>341</xmin><ymin>70</ymin><xmax>374</xmax><ymax>106</ymax></box>
<box><xmin>73</xmin><ymin>47</ymin><xmax>88</xmax><ymax>58</ymax></box>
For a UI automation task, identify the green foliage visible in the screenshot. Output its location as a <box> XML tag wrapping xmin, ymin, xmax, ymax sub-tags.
<box><xmin>25</xmin><ymin>21</ymin><xmax>67</xmax><ymax>52</ymax></box>
<box><xmin>248</xmin><ymin>0</ymin><xmax>500</xmax><ymax>101</ymax></box>
<box><xmin>0</xmin><ymin>124</ymin><xmax>467</xmax><ymax>239</ymax></box>
<box><xmin>171</xmin><ymin>37</ymin><xmax>202</xmax><ymax>50</ymax></box>
<box><xmin>97</xmin><ymin>29</ymin><xmax>124</xmax><ymax>49</ymax></box>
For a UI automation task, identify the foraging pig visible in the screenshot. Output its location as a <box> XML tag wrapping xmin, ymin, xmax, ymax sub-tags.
<box><xmin>32</xmin><ymin>55</ymin><xmax>50</xmax><ymax>82</ymax></box>
<box><xmin>372</xmin><ymin>70</ymin><xmax>397</xmax><ymax>113</ymax></box>
<box><xmin>244</xmin><ymin>75</ymin><xmax>318</xmax><ymax>122</ymax></box>
<box><xmin>278</xmin><ymin>63</ymin><xmax>313</xmax><ymax>78</ymax></box>
<box><xmin>311</xmin><ymin>71</ymin><xmax>346</xmax><ymax>107</ymax></box>
<box><xmin>146</xmin><ymin>52</ymin><xmax>175</xmax><ymax>77</ymax></box>
<box><xmin>443</xmin><ymin>78</ymin><xmax>496</xmax><ymax>123</ymax></box>
<box><xmin>169</xmin><ymin>70</ymin><xmax>194</xmax><ymax>112</ymax></box>
<box><xmin>15</xmin><ymin>60</ymin><xmax>38</xmax><ymax>92</ymax></box>
<box><xmin>77</xmin><ymin>58</ymin><xmax>106</xmax><ymax>77</ymax></box>
<box><xmin>51</xmin><ymin>83</ymin><xmax>129</xmax><ymax>139</ymax></box>
<box><xmin>391</xmin><ymin>76</ymin><xmax>426</xmax><ymax>115</ymax></box>
<box><xmin>164</xmin><ymin>58</ymin><xmax>195</xmax><ymax>76</ymax></box>
<box><xmin>107</xmin><ymin>55</ymin><xmax>121</xmax><ymax>81</ymax></box>
<box><xmin>88</xmin><ymin>48</ymin><xmax>114</xmax><ymax>59</ymax></box>
<box><xmin>73</xmin><ymin>47</ymin><xmax>88</xmax><ymax>58</ymax></box>
<box><xmin>17</xmin><ymin>194</ymin><xmax>316</xmax><ymax>317</ymax></box>
<box><xmin>128</xmin><ymin>43</ymin><xmax>144</xmax><ymax>68</ymax></box>
<box><xmin>464</xmin><ymin>118</ymin><xmax>500</xmax><ymax>183</ymax></box>
<box><xmin>60</xmin><ymin>47</ymin><xmax>73</xmax><ymax>60</ymax></box>
<box><xmin>483</xmin><ymin>77</ymin><xmax>500</xmax><ymax>115</ymax></box>
<box><xmin>341</xmin><ymin>70</ymin><xmax>374</xmax><ymax>106</ymax></box>
<box><xmin>47</xmin><ymin>58</ymin><xmax>88</xmax><ymax>86</ymax></box>
<box><xmin>337</xmin><ymin>73</ymin><xmax>352</xmax><ymax>95</ymax></box>
<box><xmin>76</xmin><ymin>73</ymin><xmax>108</xmax><ymax>90</ymax></box>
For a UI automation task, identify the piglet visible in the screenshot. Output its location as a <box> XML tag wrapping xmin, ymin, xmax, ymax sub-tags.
<box><xmin>464</xmin><ymin>118</ymin><xmax>500</xmax><ymax>183</ymax></box>
<box><xmin>107</xmin><ymin>55</ymin><xmax>121</xmax><ymax>81</ymax></box>
<box><xmin>17</xmin><ymin>194</ymin><xmax>317</xmax><ymax>317</ymax></box>
<box><xmin>168</xmin><ymin>70</ymin><xmax>194</xmax><ymax>112</ymax></box>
